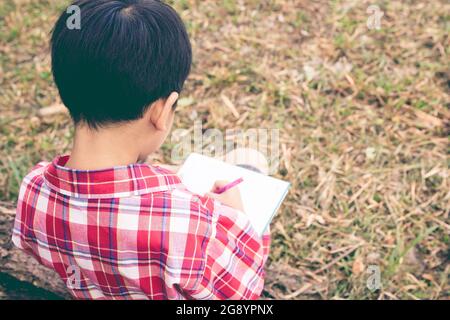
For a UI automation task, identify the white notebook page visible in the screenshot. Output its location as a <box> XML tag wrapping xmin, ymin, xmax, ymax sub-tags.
<box><xmin>178</xmin><ymin>153</ymin><xmax>290</xmax><ymax>236</ymax></box>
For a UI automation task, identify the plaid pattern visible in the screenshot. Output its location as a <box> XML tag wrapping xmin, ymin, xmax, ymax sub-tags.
<box><xmin>12</xmin><ymin>155</ymin><xmax>270</xmax><ymax>300</ymax></box>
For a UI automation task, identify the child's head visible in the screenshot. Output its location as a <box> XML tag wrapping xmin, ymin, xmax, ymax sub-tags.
<box><xmin>51</xmin><ymin>0</ymin><xmax>192</xmax><ymax>157</ymax></box>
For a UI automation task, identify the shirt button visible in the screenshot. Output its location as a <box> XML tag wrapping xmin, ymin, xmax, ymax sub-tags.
<box><xmin>192</xmin><ymin>196</ymin><xmax>199</xmax><ymax>203</ymax></box>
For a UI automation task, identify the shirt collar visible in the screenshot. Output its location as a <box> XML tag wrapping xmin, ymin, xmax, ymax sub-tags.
<box><xmin>43</xmin><ymin>155</ymin><xmax>182</xmax><ymax>199</ymax></box>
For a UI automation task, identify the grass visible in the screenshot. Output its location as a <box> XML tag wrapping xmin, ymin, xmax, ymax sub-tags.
<box><xmin>0</xmin><ymin>0</ymin><xmax>449</xmax><ymax>299</ymax></box>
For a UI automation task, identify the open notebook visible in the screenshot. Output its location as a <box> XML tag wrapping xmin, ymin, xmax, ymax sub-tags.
<box><xmin>178</xmin><ymin>153</ymin><xmax>290</xmax><ymax>236</ymax></box>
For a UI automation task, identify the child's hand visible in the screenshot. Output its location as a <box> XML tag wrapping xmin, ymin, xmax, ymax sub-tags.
<box><xmin>206</xmin><ymin>180</ymin><xmax>245</xmax><ymax>212</ymax></box>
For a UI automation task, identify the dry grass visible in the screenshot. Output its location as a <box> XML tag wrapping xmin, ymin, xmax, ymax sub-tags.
<box><xmin>0</xmin><ymin>0</ymin><xmax>449</xmax><ymax>299</ymax></box>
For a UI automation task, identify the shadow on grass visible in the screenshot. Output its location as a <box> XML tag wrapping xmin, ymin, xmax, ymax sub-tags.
<box><xmin>0</xmin><ymin>272</ymin><xmax>65</xmax><ymax>300</ymax></box>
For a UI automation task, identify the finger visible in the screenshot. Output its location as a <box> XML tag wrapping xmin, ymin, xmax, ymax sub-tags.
<box><xmin>214</xmin><ymin>180</ymin><xmax>229</xmax><ymax>187</ymax></box>
<box><xmin>213</xmin><ymin>180</ymin><xmax>229</xmax><ymax>191</ymax></box>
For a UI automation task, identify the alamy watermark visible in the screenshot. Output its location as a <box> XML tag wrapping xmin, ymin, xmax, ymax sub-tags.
<box><xmin>367</xmin><ymin>5</ymin><xmax>384</xmax><ymax>30</ymax></box>
<box><xmin>366</xmin><ymin>265</ymin><xmax>381</xmax><ymax>291</ymax></box>
<box><xmin>170</xmin><ymin>120</ymin><xmax>281</xmax><ymax>175</ymax></box>
<box><xmin>66</xmin><ymin>264</ymin><xmax>81</xmax><ymax>290</ymax></box>
<box><xmin>66</xmin><ymin>5</ymin><xmax>81</xmax><ymax>30</ymax></box>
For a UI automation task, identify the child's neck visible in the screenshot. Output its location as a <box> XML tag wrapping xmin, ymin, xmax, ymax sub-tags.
<box><xmin>65</xmin><ymin>124</ymin><xmax>143</xmax><ymax>170</ymax></box>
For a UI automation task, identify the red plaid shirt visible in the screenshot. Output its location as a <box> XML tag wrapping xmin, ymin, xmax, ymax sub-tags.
<box><xmin>12</xmin><ymin>155</ymin><xmax>270</xmax><ymax>300</ymax></box>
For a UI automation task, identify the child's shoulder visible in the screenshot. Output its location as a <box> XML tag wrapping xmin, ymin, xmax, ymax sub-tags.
<box><xmin>16</xmin><ymin>161</ymin><xmax>50</xmax><ymax>200</ymax></box>
<box><xmin>30</xmin><ymin>161</ymin><xmax>50</xmax><ymax>172</ymax></box>
<box><xmin>22</xmin><ymin>161</ymin><xmax>50</xmax><ymax>182</ymax></box>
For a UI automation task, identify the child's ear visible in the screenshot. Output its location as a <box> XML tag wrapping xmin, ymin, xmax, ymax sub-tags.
<box><xmin>150</xmin><ymin>92</ymin><xmax>179</xmax><ymax>131</ymax></box>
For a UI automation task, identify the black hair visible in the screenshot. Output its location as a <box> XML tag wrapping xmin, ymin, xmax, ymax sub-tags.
<box><xmin>51</xmin><ymin>0</ymin><xmax>192</xmax><ymax>128</ymax></box>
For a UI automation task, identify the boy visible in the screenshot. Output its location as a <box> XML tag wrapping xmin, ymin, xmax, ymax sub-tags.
<box><xmin>12</xmin><ymin>0</ymin><xmax>270</xmax><ymax>300</ymax></box>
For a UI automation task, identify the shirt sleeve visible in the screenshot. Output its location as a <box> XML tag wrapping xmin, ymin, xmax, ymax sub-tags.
<box><xmin>261</xmin><ymin>226</ymin><xmax>271</xmax><ymax>259</ymax></box>
<box><xmin>188</xmin><ymin>200</ymin><xmax>271</xmax><ymax>300</ymax></box>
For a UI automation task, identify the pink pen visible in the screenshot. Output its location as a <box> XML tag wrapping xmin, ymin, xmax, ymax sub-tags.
<box><xmin>215</xmin><ymin>178</ymin><xmax>244</xmax><ymax>194</ymax></box>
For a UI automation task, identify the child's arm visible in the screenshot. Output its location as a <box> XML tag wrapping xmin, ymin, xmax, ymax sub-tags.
<box><xmin>185</xmin><ymin>200</ymin><xmax>270</xmax><ymax>300</ymax></box>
